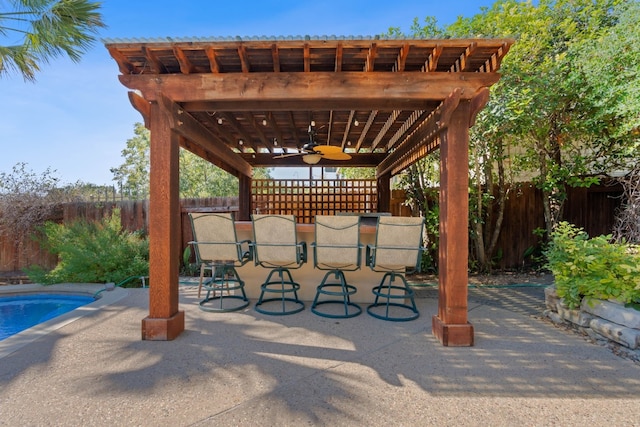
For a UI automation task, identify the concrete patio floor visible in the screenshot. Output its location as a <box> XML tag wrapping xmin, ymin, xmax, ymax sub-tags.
<box><xmin>1</xmin><ymin>283</ymin><xmax>639</xmax><ymax>426</ymax></box>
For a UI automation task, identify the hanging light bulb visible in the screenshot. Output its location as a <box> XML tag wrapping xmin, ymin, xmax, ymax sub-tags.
<box><xmin>217</xmin><ymin>117</ymin><xmax>223</xmax><ymax>125</ymax></box>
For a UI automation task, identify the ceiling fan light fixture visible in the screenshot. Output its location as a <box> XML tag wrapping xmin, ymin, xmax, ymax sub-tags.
<box><xmin>302</xmin><ymin>154</ymin><xmax>322</xmax><ymax>165</ymax></box>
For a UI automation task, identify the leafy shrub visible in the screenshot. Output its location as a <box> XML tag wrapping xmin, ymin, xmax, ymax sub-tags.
<box><xmin>545</xmin><ymin>222</ymin><xmax>640</xmax><ymax>308</ymax></box>
<box><xmin>27</xmin><ymin>209</ymin><xmax>148</xmax><ymax>285</ymax></box>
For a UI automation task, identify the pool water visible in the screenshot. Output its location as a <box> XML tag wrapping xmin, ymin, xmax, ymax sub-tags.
<box><xmin>0</xmin><ymin>294</ymin><xmax>94</xmax><ymax>341</ymax></box>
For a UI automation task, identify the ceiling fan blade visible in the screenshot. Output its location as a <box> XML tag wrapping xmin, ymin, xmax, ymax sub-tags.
<box><xmin>322</xmin><ymin>152</ymin><xmax>352</xmax><ymax>160</ymax></box>
<box><xmin>313</xmin><ymin>145</ymin><xmax>344</xmax><ymax>155</ymax></box>
<box><xmin>273</xmin><ymin>152</ymin><xmax>303</xmax><ymax>158</ymax></box>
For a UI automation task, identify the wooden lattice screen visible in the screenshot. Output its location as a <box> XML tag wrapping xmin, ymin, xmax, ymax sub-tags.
<box><xmin>251</xmin><ymin>179</ymin><xmax>378</xmax><ymax>223</ymax></box>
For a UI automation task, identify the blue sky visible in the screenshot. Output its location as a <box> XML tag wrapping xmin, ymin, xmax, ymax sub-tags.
<box><xmin>0</xmin><ymin>0</ymin><xmax>495</xmax><ymax>185</ymax></box>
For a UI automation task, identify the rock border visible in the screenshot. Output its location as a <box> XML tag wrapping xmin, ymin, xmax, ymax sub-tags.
<box><xmin>544</xmin><ymin>286</ymin><xmax>640</xmax><ymax>363</ymax></box>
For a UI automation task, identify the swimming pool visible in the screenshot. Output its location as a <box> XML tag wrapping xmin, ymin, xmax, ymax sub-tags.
<box><xmin>0</xmin><ymin>284</ymin><xmax>129</xmax><ymax>359</ymax></box>
<box><xmin>0</xmin><ymin>294</ymin><xmax>95</xmax><ymax>341</ymax></box>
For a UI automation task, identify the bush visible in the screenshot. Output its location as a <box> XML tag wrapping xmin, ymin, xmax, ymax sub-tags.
<box><xmin>27</xmin><ymin>209</ymin><xmax>148</xmax><ymax>285</ymax></box>
<box><xmin>545</xmin><ymin>222</ymin><xmax>640</xmax><ymax>309</ymax></box>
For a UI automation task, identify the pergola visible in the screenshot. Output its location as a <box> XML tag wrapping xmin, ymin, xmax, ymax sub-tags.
<box><xmin>105</xmin><ymin>36</ymin><xmax>513</xmax><ymax>346</ymax></box>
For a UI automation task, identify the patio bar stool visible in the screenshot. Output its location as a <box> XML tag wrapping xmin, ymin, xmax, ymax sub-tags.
<box><xmin>366</xmin><ymin>216</ymin><xmax>424</xmax><ymax>321</ymax></box>
<box><xmin>188</xmin><ymin>212</ymin><xmax>251</xmax><ymax>312</ymax></box>
<box><xmin>310</xmin><ymin>215</ymin><xmax>363</xmax><ymax>318</ymax></box>
<box><xmin>251</xmin><ymin>214</ymin><xmax>307</xmax><ymax>315</ymax></box>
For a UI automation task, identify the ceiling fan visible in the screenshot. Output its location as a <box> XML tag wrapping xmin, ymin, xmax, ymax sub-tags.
<box><xmin>274</xmin><ymin>122</ymin><xmax>352</xmax><ymax>164</ymax></box>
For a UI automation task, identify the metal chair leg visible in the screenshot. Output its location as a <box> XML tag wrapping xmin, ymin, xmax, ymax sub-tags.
<box><xmin>311</xmin><ymin>270</ymin><xmax>362</xmax><ymax>318</ymax></box>
<box><xmin>367</xmin><ymin>272</ymin><xmax>419</xmax><ymax>321</ymax></box>
<box><xmin>255</xmin><ymin>267</ymin><xmax>305</xmax><ymax>315</ymax></box>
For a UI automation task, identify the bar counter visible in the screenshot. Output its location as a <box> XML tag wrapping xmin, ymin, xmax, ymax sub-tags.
<box><xmin>232</xmin><ymin>221</ymin><xmax>387</xmax><ymax>304</ymax></box>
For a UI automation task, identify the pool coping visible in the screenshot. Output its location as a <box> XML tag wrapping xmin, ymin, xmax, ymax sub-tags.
<box><xmin>0</xmin><ymin>283</ymin><xmax>129</xmax><ymax>359</ymax></box>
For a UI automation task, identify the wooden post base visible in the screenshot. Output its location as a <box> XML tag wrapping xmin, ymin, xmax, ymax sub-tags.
<box><xmin>432</xmin><ymin>315</ymin><xmax>474</xmax><ymax>346</ymax></box>
<box><xmin>142</xmin><ymin>311</ymin><xmax>185</xmax><ymax>341</ymax></box>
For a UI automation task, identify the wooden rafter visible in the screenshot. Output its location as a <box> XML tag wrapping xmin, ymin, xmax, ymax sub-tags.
<box><xmin>377</xmin><ymin>90</ymin><xmax>462</xmax><ymax>177</ymax></box>
<box><xmin>453</xmin><ymin>42</ymin><xmax>478</xmax><ymax>72</ymax></box>
<box><xmin>158</xmin><ymin>95</ymin><xmax>252</xmax><ymax>177</ymax></box>
<box><xmin>237</xmin><ymin>44</ymin><xmax>250</xmax><ymax>73</ymax></box>
<box><xmin>303</xmin><ymin>43</ymin><xmax>310</xmax><ymax>72</ymax></box>
<box><xmin>335</xmin><ymin>43</ymin><xmax>343</xmax><ymax>72</ymax></box>
<box><xmin>271</xmin><ymin>44</ymin><xmax>280</xmax><ymax>72</ymax></box>
<box><xmin>264</xmin><ymin>112</ymin><xmax>287</xmax><ymax>152</ymax></box>
<box><xmin>341</xmin><ymin>110</ymin><xmax>356</xmax><ymax>150</ymax></box>
<box><xmin>385</xmin><ymin>109</ymin><xmax>425</xmax><ymax>151</ymax></box>
<box><xmin>395</xmin><ymin>43</ymin><xmax>410</xmax><ymax>72</ymax></box>
<box><xmin>243</xmin><ymin>112</ymin><xmax>273</xmax><ymax>153</ymax></box>
<box><xmin>205</xmin><ymin>47</ymin><xmax>221</xmax><ymax>73</ymax></box>
<box><xmin>218</xmin><ymin>112</ymin><xmax>258</xmax><ymax>152</ymax></box>
<box><xmin>427</xmin><ymin>44</ymin><xmax>443</xmax><ymax>72</ymax></box>
<box><xmin>354</xmin><ymin>110</ymin><xmax>378</xmax><ymax>152</ymax></box>
<box><xmin>365</xmin><ymin>43</ymin><xmax>377</xmax><ymax>72</ymax></box>
<box><xmin>107</xmin><ymin>47</ymin><xmax>133</xmax><ymax>74</ymax></box>
<box><xmin>141</xmin><ymin>47</ymin><xmax>164</xmax><ymax>74</ymax></box>
<box><xmin>370</xmin><ymin>110</ymin><xmax>401</xmax><ymax>151</ymax></box>
<box><xmin>173</xmin><ymin>47</ymin><xmax>195</xmax><ymax>74</ymax></box>
<box><xmin>286</xmin><ymin>111</ymin><xmax>302</xmax><ymax>149</ymax></box>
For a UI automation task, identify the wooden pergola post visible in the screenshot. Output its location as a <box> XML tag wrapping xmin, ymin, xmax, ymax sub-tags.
<box><xmin>141</xmin><ymin>102</ymin><xmax>185</xmax><ymax>340</ymax></box>
<box><xmin>238</xmin><ymin>174</ymin><xmax>252</xmax><ymax>221</ymax></box>
<box><xmin>377</xmin><ymin>172</ymin><xmax>391</xmax><ymax>213</ymax></box>
<box><xmin>432</xmin><ymin>100</ymin><xmax>474</xmax><ymax>346</ymax></box>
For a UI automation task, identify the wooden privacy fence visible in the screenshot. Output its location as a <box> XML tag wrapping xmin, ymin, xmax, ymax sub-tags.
<box><xmin>0</xmin><ymin>182</ymin><xmax>623</xmax><ymax>273</ymax></box>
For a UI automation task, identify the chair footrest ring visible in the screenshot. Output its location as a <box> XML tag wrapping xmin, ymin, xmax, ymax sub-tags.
<box><xmin>366</xmin><ymin>302</ymin><xmax>419</xmax><ymax>322</ymax></box>
<box><xmin>199</xmin><ymin>295</ymin><xmax>250</xmax><ymax>312</ymax></box>
<box><xmin>371</xmin><ymin>284</ymin><xmax>416</xmax><ymax>300</ymax></box>
<box><xmin>311</xmin><ymin>300</ymin><xmax>362</xmax><ymax>319</ymax></box>
<box><xmin>315</xmin><ymin>283</ymin><xmax>358</xmax><ymax>297</ymax></box>
<box><xmin>255</xmin><ymin>297</ymin><xmax>305</xmax><ymax>316</ymax></box>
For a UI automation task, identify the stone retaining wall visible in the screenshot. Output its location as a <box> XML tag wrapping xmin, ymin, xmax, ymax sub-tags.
<box><xmin>544</xmin><ymin>286</ymin><xmax>640</xmax><ymax>362</ymax></box>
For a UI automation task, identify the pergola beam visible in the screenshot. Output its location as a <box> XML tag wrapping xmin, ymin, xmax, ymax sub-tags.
<box><xmin>243</xmin><ymin>152</ymin><xmax>386</xmax><ymax>167</ymax></box>
<box><xmin>119</xmin><ymin>72</ymin><xmax>500</xmax><ymax>105</ymax></box>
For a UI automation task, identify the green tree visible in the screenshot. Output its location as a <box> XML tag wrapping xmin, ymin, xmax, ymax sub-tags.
<box><xmin>179</xmin><ymin>150</ymin><xmax>239</xmax><ymax>198</ymax></box>
<box><xmin>447</xmin><ymin>0</ymin><xmax>635</xmax><ymax>244</ymax></box>
<box><xmin>392</xmin><ymin>0</ymin><xmax>639</xmax><ymax>271</ymax></box>
<box><xmin>0</xmin><ymin>0</ymin><xmax>105</xmax><ymax>81</ymax></box>
<box><xmin>337</xmin><ymin>167</ymin><xmax>375</xmax><ymax>179</ymax></box>
<box><xmin>110</xmin><ymin>123</ymin><xmax>150</xmax><ymax>199</ymax></box>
